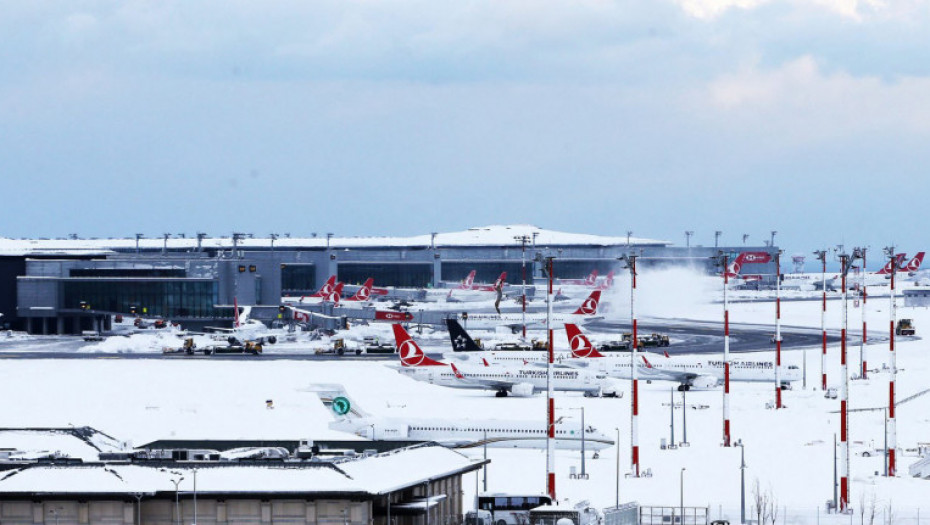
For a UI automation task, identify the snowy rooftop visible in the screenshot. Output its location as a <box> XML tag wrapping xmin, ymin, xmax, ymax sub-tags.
<box><xmin>0</xmin><ymin>445</ymin><xmax>483</xmax><ymax>496</ymax></box>
<box><xmin>0</xmin><ymin>225</ymin><xmax>668</xmax><ymax>256</ymax></box>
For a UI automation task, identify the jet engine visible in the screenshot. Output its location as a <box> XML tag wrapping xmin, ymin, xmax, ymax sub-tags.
<box><xmin>510</xmin><ymin>383</ymin><xmax>535</xmax><ymax>397</ymax></box>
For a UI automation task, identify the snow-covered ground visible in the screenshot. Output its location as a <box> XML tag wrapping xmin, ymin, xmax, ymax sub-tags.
<box><xmin>2</xmin><ymin>269</ymin><xmax>928</xmax><ymax>522</ymax></box>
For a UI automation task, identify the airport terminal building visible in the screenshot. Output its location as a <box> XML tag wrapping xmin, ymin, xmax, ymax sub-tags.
<box><xmin>0</xmin><ymin>225</ymin><xmax>778</xmax><ymax>334</ymax></box>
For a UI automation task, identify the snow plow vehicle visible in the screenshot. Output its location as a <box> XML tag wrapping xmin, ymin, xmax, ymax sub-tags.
<box><xmin>896</xmin><ymin>319</ymin><xmax>916</xmax><ymax>336</ymax></box>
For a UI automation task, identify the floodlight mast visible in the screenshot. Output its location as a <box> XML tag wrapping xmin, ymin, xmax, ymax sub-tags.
<box><xmin>717</xmin><ymin>252</ymin><xmax>731</xmax><ymax>447</ymax></box>
<box><xmin>545</xmin><ymin>256</ymin><xmax>556</xmax><ymax>500</ymax></box>
<box><xmin>814</xmin><ymin>250</ymin><xmax>828</xmax><ymax>390</ymax></box>
<box><xmin>620</xmin><ymin>253</ymin><xmax>641</xmax><ymax>477</ymax></box>
<box><xmin>885</xmin><ymin>246</ymin><xmax>898</xmax><ymax>478</ymax></box>
<box><xmin>775</xmin><ymin>250</ymin><xmax>783</xmax><ymax>409</ymax></box>
<box><xmin>837</xmin><ymin>248</ymin><xmax>862</xmax><ymax>512</ymax></box>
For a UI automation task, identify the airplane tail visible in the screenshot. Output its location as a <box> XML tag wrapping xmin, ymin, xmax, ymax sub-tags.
<box><xmin>306</xmin><ymin>384</ymin><xmax>370</xmax><ymax>421</ymax></box>
<box><xmin>565</xmin><ymin>324</ymin><xmax>604</xmax><ymax>358</ymax></box>
<box><xmin>877</xmin><ymin>254</ymin><xmax>906</xmax><ymax>275</ymax></box>
<box><xmin>903</xmin><ymin>252</ymin><xmax>925</xmax><ymax>273</ymax></box>
<box><xmin>572</xmin><ymin>290</ymin><xmax>602</xmax><ymax>315</ymax></box>
<box><xmin>584</xmin><ymin>270</ymin><xmax>598</xmax><ymax>286</ymax></box>
<box><xmin>349</xmin><ymin>278</ymin><xmax>374</xmax><ymax>301</ymax></box>
<box><xmin>599</xmin><ymin>271</ymin><xmax>614</xmax><ymax>289</ymax></box>
<box><xmin>494</xmin><ymin>272</ymin><xmax>507</xmax><ymax>288</ymax></box>
<box><xmin>393</xmin><ymin>324</ymin><xmax>445</xmax><ymax>367</ymax></box>
<box><xmin>326</xmin><ymin>282</ymin><xmax>345</xmax><ymax>304</ymax></box>
<box><xmin>446</xmin><ymin>318</ymin><xmax>483</xmax><ymax>351</ymax></box>
<box><xmin>312</xmin><ymin>275</ymin><xmax>337</xmax><ymax>297</ymax></box>
<box><xmin>463</xmin><ymin>270</ymin><xmax>476</xmax><ymax>288</ymax></box>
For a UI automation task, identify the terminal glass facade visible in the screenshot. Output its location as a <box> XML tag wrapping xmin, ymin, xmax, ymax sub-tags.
<box><xmin>338</xmin><ymin>263</ymin><xmax>432</xmax><ymax>288</ymax></box>
<box><xmin>69</xmin><ymin>268</ymin><xmax>185</xmax><ymax>278</ymax></box>
<box><xmin>441</xmin><ymin>262</ymin><xmax>524</xmax><ymax>285</ymax></box>
<box><xmin>281</xmin><ymin>264</ymin><xmax>316</xmax><ymax>294</ymax></box>
<box><xmin>62</xmin><ymin>280</ymin><xmax>219</xmax><ymax>318</ymax></box>
<box><xmin>549</xmin><ymin>260</ymin><xmax>620</xmax><ymax>280</ymax></box>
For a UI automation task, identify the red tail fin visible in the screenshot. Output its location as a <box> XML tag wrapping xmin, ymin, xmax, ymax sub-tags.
<box><xmin>451</xmin><ymin>363</ymin><xmax>465</xmax><ymax>379</ymax></box>
<box><xmin>326</xmin><ymin>282</ymin><xmax>344</xmax><ymax>304</ymax></box>
<box><xmin>903</xmin><ymin>252</ymin><xmax>925</xmax><ymax>273</ymax></box>
<box><xmin>641</xmin><ymin>355</ymin><xmax>653</xmax><ymax>368</ymax></box>
<box><xmin>572</xmin><ymin>290</ymin><xmax>602</xmax><ymax>315</ymax></box>
<box><xmin>565</xmin><ymin>324</ymin><xmax>604</xmax><ymax>358</ymax></box>
<box><xmin>495</xmin><ymin>272</ymin><xmax>507</xmax><ymax>288</ymax></box>
<box><xmin>598</xmin><ymin>271</ymin><xmax>614</xmax><ymax>290</ymax></box>
<box><xmin>585</xmin><ymin>270</ymin><xmax>598</xmax><ymax>286</ymax></box>
<box><xmin>482</xmin><ymin>358</ymin><xmax>490</xmax><ymax>367</ymax></box>
<box><xmin>393</xmin><ymin>324</ymin><xmax>445</xmax><ymax>367</ymax></box>
<box><xmin>877</xmin><ymin>254</ymin><xmax>906</xmax><ymax>275</ymax></box>
<box><xmin>313</xmin><ymin>275</ymin><xmax>337</xmax><ymax>297</ymax></box>
<box><xmin>463</xmin><ymin>270</ymin><xmax>476</xmax><ymax>287</ymax></box>
<box><xmin>348</xmin><ymin>278</ymin><xmax>374</xmax><ymax>301</ymax></box>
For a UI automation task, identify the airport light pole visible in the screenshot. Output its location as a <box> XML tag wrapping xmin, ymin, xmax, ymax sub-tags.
<box><xmin>196</xmin><ymin>232</ymin><xmax>207</xmax><ymax>252</ymax></box>
<box><xmin>567</xmin><ymin>407</ymin><xmax>587</xmax><ymax>478</ymax></box>
<box><xmin>770</xmin><ymin>230</ymin><xmax>777</xmax><ymax>248</ymax></box>
<box><xmin>737</xmin><ymin>440</ymin><xmax>746</xmax><ymax>525</ymax></box>
<box><xmin>135</xmin><ymin>233</ymin><xmax>144</xmax><ymax>254</ymax></box>
<box><xmin>270</xmin><ymin>233</ymin><xmax>278</xmax><ymax>252</ymax></box>
<box><xmin>714</xmin><ymin>231</ymin><xmax>721</xmax><ymax>248</ymax></box>
<box><xmin>742</xmin><ymin>234</ymin><xmax>749</xmax><ymax>245</ymax></box>
<box><xmin>814</xmin><ymin>250</ymin><xmax>828</xmax><ymax>390</ymax></box>
<box><xmin>859</xmin><ymin>248</ymin><xmax>868</xmax><ymax>380</ymax></box>
<box><xmin>193</xmin><ymin>468</ymin><xmax>198</xmax><ymax>525</ymax></box>
<box><xmin>162</xmin><ymin>233</ymin><xmax>170</xmax><ymax>256</ymax></box>
<box><xmin>170</xmin><ymin>473</ymin><xmax>184</xmax><ymax>525</ymax></box>
<box><xmin>680</xmin><ymin>467</ymin><xmax>686</xmax><ymax>523</ymax></box>
<box><xmin>620</xmin><ymin>253</ymin><xmax>641</xmax><ymax>477</ymax></box>
<box><xmin>837</xmin><ymin>249</ymin><xmax>861</xmax><ymax>512</ymax></box>
<box><xmin>774</xmin><ymin>250</ymin><xmax>782</xmax><ymax>408</ymax></box>
<box><xmin>515</xmin><ymin>235</ymin><xmax>532</xmax><ymax>338</ymax></box>
<box><xmin>685</xmin><ymin>231</ymin><xmax>693</xmax><ymax>248</ymax></box>
<box><xmin>545</xmin><ymin>255</ymin><xmax>556</xmax><ymax>500</ymax></box>
<box><xmin>615</xmin><ymin>427</ymin><xmax>620</xmax><ymax>508</ymax></box>
<box><xmin>885</xmin><ymin>246</ymin><xmax>898</xmax><ymax>477</ymax></box>
<box><xmin>718</xmin><ymin>252</ymin><xmax>732</xmax><ymax>447</ymax></box>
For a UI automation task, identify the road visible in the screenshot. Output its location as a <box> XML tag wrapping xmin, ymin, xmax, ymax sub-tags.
<box><xmin>0</xmin><ymin>317</ymin><xmax>856</xmax><ymax>360</ymax></box>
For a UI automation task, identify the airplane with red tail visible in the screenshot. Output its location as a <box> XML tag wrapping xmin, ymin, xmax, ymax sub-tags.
<box><xmin>455</xmin><ymin>290</ymin><xmax>604</xmax><ymax>331</ymax></box>
<box><xmin>390</xmin><ymin>324</ymin><xmax>618</xmax><ymax>397</ymax></box>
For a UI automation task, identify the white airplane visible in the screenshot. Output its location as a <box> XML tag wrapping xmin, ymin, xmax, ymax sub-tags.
<box><xmin>306</xmin><ymin>384</ymin><xmax>615</xmax><ymax>451</ymax></box>
<box><xmin>391</xmin><ymin>324</ymin><xmax>619</xmax><ymax>397</ymax></box>
<box><xmin>455</xmin><ymin>290</ymin><xmax>605</xmax><ymax>332</ymax></box>
<box><xmin>561</xmin><ymin>324</ymin><xmax>801</xmax><ymax>391</ymax></box>
<box><xmin>205</xmin><ymin>301</ymin><xmax>281</xmax><ymax>345</ymax></box>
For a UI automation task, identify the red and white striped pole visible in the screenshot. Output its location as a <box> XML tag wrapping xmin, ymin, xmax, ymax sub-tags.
<box><xmin>887</xmin><ymin>250</ymin><xmax>897</xmax><ymax>477</ymax></box>
<box><xmin>775</xmin><ymin>251</ymin><xmax>783</xmax><ymax>409</ymax></box>
<box><xmin>861</xmin><ymin>249</ymin><xmax>868</xmax><ymax>380</ymax></box>
<box><xmin>817</xmin><ymin>250</ymin><xmax>828</xmax><ymax>391</ymax></box>
<box><xmin>723</xmin><ymin>254</ymin><xmax>732</xmax><ymax>447</ymax></box>
<box><xmin>839</xmin><ymin>253</ymin><xmax>850</xmax><ymax>512</ymax></box>
<box><xmin>629</xmin><ymin>255</ymin><xmax>640</xmax><ymax>477</ymax></box>
<box><xmin>546</xmin><ymin>257</ymin><xmax>556</xmax><ymax>499</ymax></box>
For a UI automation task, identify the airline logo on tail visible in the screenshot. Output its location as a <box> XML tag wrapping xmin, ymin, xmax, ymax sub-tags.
<box><xmin>596</xmin><ymin>271</ymin><xmax>614</xmax><ymax>290</ymax></box>
<box><xmin>393</xmin><ymin>324</ymin><xmax>445</xmax><ymax>367</ymax></box>
<box><xmin>584</xmin><ymin>270</ymin><xmax>598</xmax><ymax>286</ymax></box>
<box><xmin>724</xmin><ymin>252</ymin><xmax>772</xmax><ymax>278</ymax></box>
<box><xmin>573</xmin><ymin>290</ymin><xmax>602</xmax><ymax>315</ymax></box>
<box><xmin>565</xmin><ymin>324</ymin><xmax>604</xmax><ymax>358</ymax></box>
<box><xmin>309</xmin><ymin>276</ymin><xmax>337</xmax><ymax>298</ymax></box>
<box><xmin>903</xmin><ymin>252</ymin><xmax>925</xmax><ymax>273</ymax></box>
<box><xmin>324</xmin><ymin>282</ymin><xmax>345</xmax><ymax>304</ymax></box>
<box><xmin>877</xmin><ymin>254</ymin><xmax>906</xmax><ymax>275</ymax></box>
<box><xmin>494</xmin><ymin>272</ymin><xmax>507</xmax><ymax>289</ymax></box>
<box><xmin>345</xmin><ymin>278</ymin><xmax>373</xmax><ymax>302</ymax></box>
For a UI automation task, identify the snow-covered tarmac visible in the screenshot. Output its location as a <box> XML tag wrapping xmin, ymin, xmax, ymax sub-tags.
<box><xmin>1</xmin><ymin>290</ymin><xmax>928</xmax><ymax>522</ymax></box>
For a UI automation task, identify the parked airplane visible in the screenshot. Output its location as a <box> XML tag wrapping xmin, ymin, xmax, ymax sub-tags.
<box><xmin>342</xmin><ymin>278</ymin><xmax>375</xmax><ymax>303</ymax></box>
<box><xmin>307</xmin><ymin>384</ymin><xmax>615</xmax><ymax>450</ymax></box>
<box><xmin>294</xmin><ymin>282</ymin><xmax>344</xmax><ymax>305</ymax></box>
<box><xmin>456</xmin><ymin>290</ymin><xmax>604</xmax><ymax>332</ymax></box>
<box><xmin>562</xmin><ymin>324</ymin><xmax>801</xmax><ymax>391</ymax></box>
<box><xmin>558</xmin><ymin>270</ymin><xmax>599</xmax><ymax>287</ymax></box>
<box><xmin>205</xmin><ymin>300</ymin><xmax>280</xmax><ymax>345</ymax></box>
<box><xmin>391</xmin><ymin>324</ymin><xmax>618</xmax><ymax>397</ymax></box>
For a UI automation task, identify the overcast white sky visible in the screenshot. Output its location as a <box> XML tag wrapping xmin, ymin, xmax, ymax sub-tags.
<box><xmin>2</xmin><ymin>0</ymin><xmax>929</xmax><ymax>263</ymax></box>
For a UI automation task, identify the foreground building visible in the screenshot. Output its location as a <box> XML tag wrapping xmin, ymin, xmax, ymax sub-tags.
<box><xmin>0</xmin><ymin>429</ymin><xmax>483</xmax><ymax>525</ymax></box>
